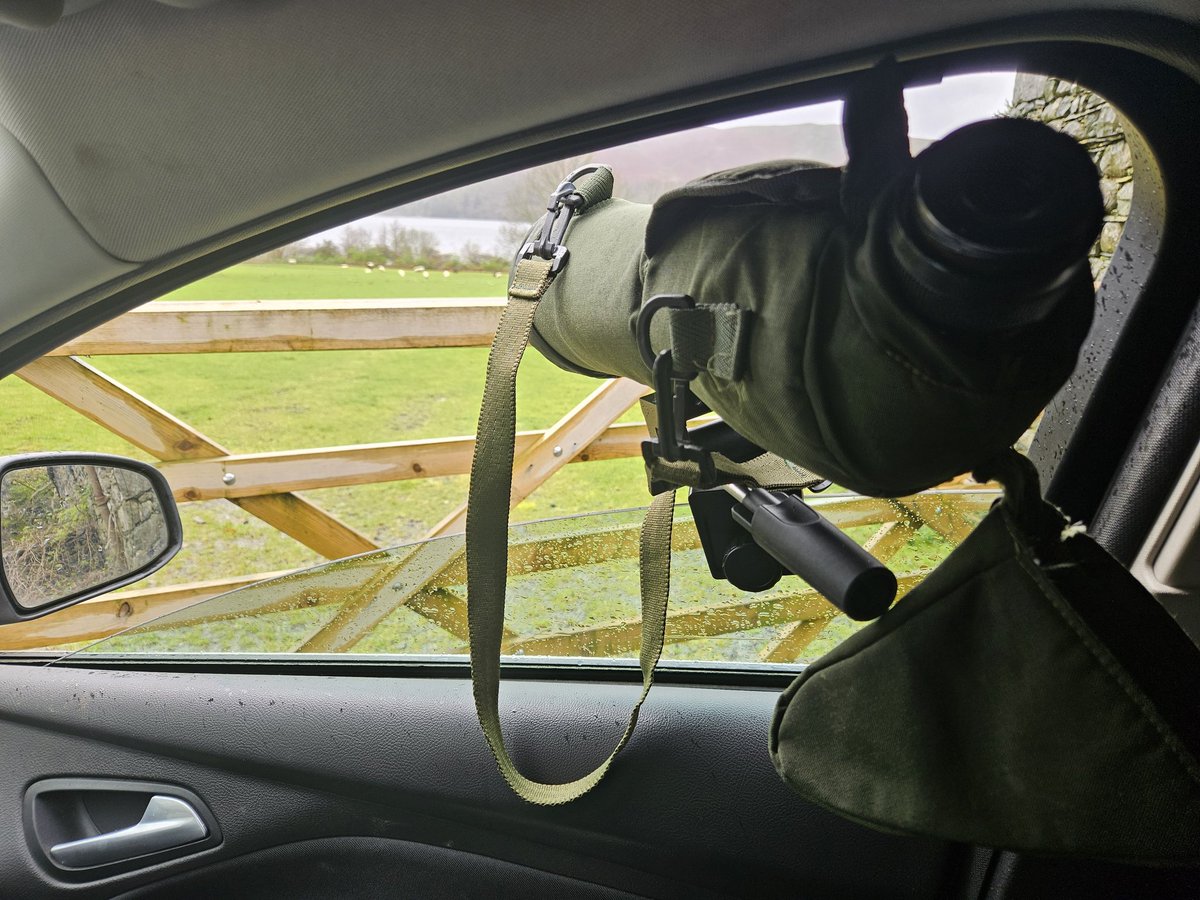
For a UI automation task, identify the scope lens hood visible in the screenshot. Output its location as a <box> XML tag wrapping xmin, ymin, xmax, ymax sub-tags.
<box><xmin>888</xmin><ymin>117</ymin><xmax>1104</xmax><ymax>332</ymax></box>
<box><xmin>908</xmin><ymin>118</ymin><xmax>1104</xmax><ymax>276</ymax></box>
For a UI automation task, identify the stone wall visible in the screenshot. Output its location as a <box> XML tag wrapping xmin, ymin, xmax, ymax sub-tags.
<box><xmin>1009</xmin><ymin>74</ymin><xmax>1132</xmax><ymax>283</ymax></box>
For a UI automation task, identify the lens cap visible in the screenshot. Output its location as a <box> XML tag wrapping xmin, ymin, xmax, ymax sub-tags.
<box><xmin>910</xmin><ymin>118</ymin><xmax>1104</xmax><ymax>279</ymax></box>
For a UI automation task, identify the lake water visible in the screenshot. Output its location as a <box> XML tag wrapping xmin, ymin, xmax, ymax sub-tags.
<box><xmin>304</xmin><ymin>213</ymin><xmax>519</xmax><ymax>257</ymax></box>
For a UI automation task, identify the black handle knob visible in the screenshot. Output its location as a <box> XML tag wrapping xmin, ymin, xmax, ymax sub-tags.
<box><xmin>731</xmin><ymin>489</ymin><xmax>898</xmax><ymax>621</ymax></box>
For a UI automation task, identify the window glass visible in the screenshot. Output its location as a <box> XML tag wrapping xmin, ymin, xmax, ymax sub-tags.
<box><xmin>0</xmin><ymin>71</ymin><xmax>1130</xmax><ymax>665</ymax></box>
<box><xmin>65</xmin><ymin>495</ymin><xmax>993</xmax><ymax>662</ymax></box>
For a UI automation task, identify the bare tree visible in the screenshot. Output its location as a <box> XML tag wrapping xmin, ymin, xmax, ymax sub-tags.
<box><xmin>504</xmin><ymin>155</ymin><xmax>594</xmax><ymax>225</ymax></box>
<box><xmin>341</xmin><ymin>225</ymin><xmax>371</xmax><ymax>256</ymax></box>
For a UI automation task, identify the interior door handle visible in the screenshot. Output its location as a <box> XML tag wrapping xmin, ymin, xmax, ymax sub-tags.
<box><xmin>48</xmin><ymin>795</ymin><xmax>208</xmax><ymax>868</ymax></box>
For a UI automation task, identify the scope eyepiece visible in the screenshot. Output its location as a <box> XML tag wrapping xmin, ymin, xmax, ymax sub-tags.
<box><xmin>889</xmin><ymin>118</ymin><xmax>1105</xmax><ymax>332</ymax></box>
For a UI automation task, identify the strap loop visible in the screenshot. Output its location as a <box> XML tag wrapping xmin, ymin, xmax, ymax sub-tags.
<box><xmin>467</xmin><ymin>166</ymin><xmax>673</xmax><ymax>805</ymax></box>
<box><xmin>639</xmin><ymin>294</ymin><xmax>752</xmax><ymax>382</ymax></box>
<box><xmin>665</xmin><ymin>303</ymin><xmax>751</xmax><ymax>381</ymax></box>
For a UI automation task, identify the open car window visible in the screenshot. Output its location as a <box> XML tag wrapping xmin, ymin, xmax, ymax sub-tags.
<box><xmin>0</xmin><ymin>71</ymin><xmax>1129</xmax><ymax>666</ymax></box>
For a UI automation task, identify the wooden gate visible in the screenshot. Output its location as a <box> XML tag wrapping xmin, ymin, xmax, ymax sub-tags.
<box><xmin>0</xmin><ymin>297</ymin><xmax>992</xmax><ymax>657</ymax></box>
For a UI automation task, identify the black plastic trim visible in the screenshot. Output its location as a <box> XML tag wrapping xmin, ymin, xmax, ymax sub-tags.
<box><xmin>31</xmin><ymin>654</ymin><xmax>805</xmax><ymax>689</ymax></box>
<box><xmin>1090</xmin><ymin>297</ymin><xmax>1200</xmax><ymax>565</ymax></box>
<box><xmin>0</xmin><ymin>666</ymin><xmax>967</xmax><ymax>899</ymax></box>
<box><xmin>1026</xmin><ymin>36</ymin><xmax>1200</xmax><ymax>530</ymax></box>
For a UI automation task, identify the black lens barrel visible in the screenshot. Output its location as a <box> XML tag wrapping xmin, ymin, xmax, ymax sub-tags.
<box><xmin>889</xmin><ymin>118</ymin><xmax>1104</xmax><ymax>332</ymax></box>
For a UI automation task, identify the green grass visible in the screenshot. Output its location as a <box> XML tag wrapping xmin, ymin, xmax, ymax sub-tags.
<box><xmin>3</xmin><ymin>261</ymin><xmax>966</xmax><ymax>661</ymax></box>
<box><xmin>163</xmin><ymin>263</ymin><xmax>506</xmax><ymax>300</ymax></box>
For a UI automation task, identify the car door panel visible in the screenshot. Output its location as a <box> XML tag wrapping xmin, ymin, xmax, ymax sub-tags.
<box><xmin>116</xmin><ymin>837</ymin><xmax>647</xmax><ymax>900</ymax></box>
<box><xmin>0</xmin><ymin>665</ymin><xmax>967</xmax><ymax>898</ymax></box>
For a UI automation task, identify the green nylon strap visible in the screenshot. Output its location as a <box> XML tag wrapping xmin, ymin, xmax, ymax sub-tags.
<box><xmin>667</xmin><ymin>303</ymin><xmax>751</xmax><ymax>380</ymax></box>
<box><xmin>467</xmin><ymin>253</ymin><xmax>675</xmax><ymax>805</ymax></box>
<box><xmin>647</xmin><ymin>302</ymin><xmax>752</xmax><ymax>381</ymax></box>
<box><xmin>572</xmin><ymin>165</ymin><xmax>615</xmax><ymax>210</ymax></box>
<box><xmin>646</xmin><ymin>452</ymin><xmax>821</xmax><ymax>493</ymax></box>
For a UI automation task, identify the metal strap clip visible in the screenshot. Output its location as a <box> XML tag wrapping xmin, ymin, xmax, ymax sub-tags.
<box><xmin>518</xmin><ymin>164</ymin><xmax>605</xmax><ymax>275</ymax></box>
<box><xmin>635</xmin><ymin>294</ymin><xmax>720</xmax><ymax>486</ymax></box>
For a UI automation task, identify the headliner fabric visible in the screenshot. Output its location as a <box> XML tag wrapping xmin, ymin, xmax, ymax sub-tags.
<box><xmin>0</xmin><ymin>126</ymin><xmax>131</xmax><ymax>335</ymax></box>
<box><xmin>0</xmin><ymin>0</ymin><xmax>1196</xmax><ymax>267</ymax></box>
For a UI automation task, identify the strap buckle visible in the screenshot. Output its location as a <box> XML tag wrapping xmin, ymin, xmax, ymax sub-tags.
<box><xmin>635</xmin><ymin>294</ymin><xmax>720</xmax><ymax>487</ymax></box>
<box><xmin>519</xmin><ymin>164</ymin><xmax>605</xmax><ymax>275</ymax></box>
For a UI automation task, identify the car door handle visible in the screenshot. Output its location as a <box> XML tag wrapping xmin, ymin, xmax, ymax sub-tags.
<box><xmin>48</xmin><ymin>795</ymin><xmax>208</xmax><ymax>868</ymax></box>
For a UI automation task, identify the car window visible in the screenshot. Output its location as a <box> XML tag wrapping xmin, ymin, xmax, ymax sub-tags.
<box><xmin>61</xmin><ymin>495</ymin><xmax>995</xmax><ymax>663</ymax></box>
<box><xmin>0</xmin><ymin>71</ymin><xmax>1131</xmax><ymax>666</ymax></box>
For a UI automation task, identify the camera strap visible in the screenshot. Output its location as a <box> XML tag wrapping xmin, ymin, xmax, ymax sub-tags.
<box><xmin>465</xmin><ymin>167</ymin><xmax>676</xmax><ymax>805</ymax></box>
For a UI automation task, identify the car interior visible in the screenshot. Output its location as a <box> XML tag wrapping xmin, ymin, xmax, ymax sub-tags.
<box><xmin>0</xmin><ymin>0</ymin><xmax>1197</xmax><ymax>897</ymax></box>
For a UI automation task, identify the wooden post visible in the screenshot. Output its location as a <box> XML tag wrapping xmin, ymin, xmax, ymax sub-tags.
<box><xmin>154</xmin><ymin>422</ymin><xmax>649</xmax><ymax>501</ymax></box>
<box><xmin>897</xmin><ymin>493</ymin><xmax>978</xmax><ymax>544</ymax></box>
<box><xmin>49</xmin><ymin>298</ymin><xmax>505</xmax><ymax>355</ymax></box>
<box><xmin>500</xmin><ymin>574</ymin><xmax>928</xmax><ymax>658</ymax></box>
<box><xmin>0</xmin><ymin>571</ymin><xmax>295</xmax><ymax>651</ymax></box>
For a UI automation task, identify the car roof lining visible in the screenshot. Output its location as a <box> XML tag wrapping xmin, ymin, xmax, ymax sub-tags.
<box><xmin>0</xmin><ymin>124</ymin><xmax>132</xmax><ymax>342</ymax></box>
<box><xmin>0</xmin><ymin>0</ymin><xmax>1190</xmax><ymax>264</ymax></box>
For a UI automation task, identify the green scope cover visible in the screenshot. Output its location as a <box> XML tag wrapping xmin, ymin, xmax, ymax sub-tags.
<box><xmin>528</xmin><ymin>159</ymin><xmax>1096</xmax><ymax>497</ymax></box>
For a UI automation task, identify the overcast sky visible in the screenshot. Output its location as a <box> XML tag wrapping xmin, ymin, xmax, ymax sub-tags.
<box><xmin>717</xmin><ymin>71</ymin><xmax>1017</xmax><ymax>141</ymax></box>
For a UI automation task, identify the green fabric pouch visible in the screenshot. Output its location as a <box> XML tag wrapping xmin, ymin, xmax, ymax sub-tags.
<box><xmin>770</xmin><ymin>450</ymin><xmax>1200</xmax><ymax>862</ymax></box>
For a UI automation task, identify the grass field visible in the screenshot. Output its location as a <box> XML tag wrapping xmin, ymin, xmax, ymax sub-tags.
<box><xmin>3</xmin><ymin>262</ymin><xmax>964</xmax><ymax>660</ymax></box>
<box><xmin>0</xmin><ymin>264</ymin><xmax>651</xmax><ymax>589</ymax></box>
<box><xmin>164</xmin><ymin>263</ymin><xmax>507</xmax><ymax>301</ymax></box>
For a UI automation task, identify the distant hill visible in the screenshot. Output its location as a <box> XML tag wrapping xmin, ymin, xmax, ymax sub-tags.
<box><xmin>391</xmin><ymin>124</ymin><xmax>932</xmax><ymax>223</ymax></box>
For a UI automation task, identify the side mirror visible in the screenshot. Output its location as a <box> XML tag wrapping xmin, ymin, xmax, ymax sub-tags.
<box><xmin>0</xmin><ymin>454</ymin><xmax>182</xmax><ymax>623</ymax></box>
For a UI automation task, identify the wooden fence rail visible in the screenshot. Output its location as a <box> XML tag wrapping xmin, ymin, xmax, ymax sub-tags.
<box><xmin>156</xmin><ymin>422</ymin><xmax>649</xmax><ymax>502</ymax></box>
<box><xmin>0</xmin><ymin>491</ymin><xmax>996</xmax><ymax>653</ymax></box>
<box><xmin>1</xmin><ymin>296</ymin><xmax>997</xmax><ymax>659</ymax></box>
<box><xmin>20</xmin><ymin>356</ymin><xmax>379</xmax><ymax>561</ymax></box>
<box><xmin>49</xmin><ymin>298</ymin><xmax>504</xmax><ymax>355</ymax></box>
